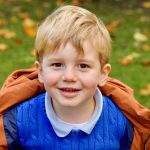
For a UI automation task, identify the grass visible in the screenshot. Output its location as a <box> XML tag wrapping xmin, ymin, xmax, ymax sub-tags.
<box><xmin>0</xmin><ymin>0</ymin><xmax>150</xmax><ymax>108</ymax></box>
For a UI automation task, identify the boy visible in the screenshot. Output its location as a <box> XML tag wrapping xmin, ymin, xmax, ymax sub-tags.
<box><xmin>0</xmin><ymin>5</ymin><xmax>150</xmax><ymax>150</ymax></box>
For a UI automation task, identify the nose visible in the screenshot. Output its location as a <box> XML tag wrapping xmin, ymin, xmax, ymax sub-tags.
<box><xmin>62</xmin><ymin>67</ymin><xmax>77</xmax><ymax>82</ymax></box>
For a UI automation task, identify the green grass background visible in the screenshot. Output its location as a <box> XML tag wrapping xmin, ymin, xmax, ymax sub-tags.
<box><xmin>0</xmin><ymin>0</ymin><xmax>150</xmax><ymax>108</ymax></box>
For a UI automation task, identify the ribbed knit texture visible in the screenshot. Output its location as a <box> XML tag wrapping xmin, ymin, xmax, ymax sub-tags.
<box><xmin>16</xmin><ymin>93</ymin><xmax>127</xmax><ymax>150</ymax></box>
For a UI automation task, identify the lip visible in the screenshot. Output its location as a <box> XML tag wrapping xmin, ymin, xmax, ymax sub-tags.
<box><xmin>58</xmin><ymin>87</ymin><xmax>81</xmax><ymax>98</ymax></box>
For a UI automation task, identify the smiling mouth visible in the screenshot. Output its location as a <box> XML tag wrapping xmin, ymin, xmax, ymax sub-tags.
<box><xmin>59</xmin><ymin>88</ymin><xmax>81</xmax><ymax>92</ymax></box>
<box><xmin>58</xmin><ymin>87</ymin><xmax>81</xmax><ymax>98</ymax></box>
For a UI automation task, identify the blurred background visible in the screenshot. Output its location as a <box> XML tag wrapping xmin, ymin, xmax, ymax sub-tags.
<box><xmin>0</xmin><ymin>0</ymin><xmax>150</xmax><ymax>108</ymax></box>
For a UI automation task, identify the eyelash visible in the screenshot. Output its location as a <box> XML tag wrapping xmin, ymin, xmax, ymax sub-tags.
<box><xmin>51</xmin><ymin>63</ymin><xmax>64</xmax><ymax>68</ymax></box>
<box><xmin>79</xmin><ymin>64</ymin><xmax>90</xmax><ymax>69</ymax></box>
<box><xmin>50</xmin><ymin>63</ymin><xmax>90</xmax><ymax>70</ymax></box>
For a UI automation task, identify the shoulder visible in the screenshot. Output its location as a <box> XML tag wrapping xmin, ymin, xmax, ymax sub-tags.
<box><xmin>102</xmin><ymin>96</ymin><xmax>134</xmax><ymax>149</ymax></box>
<box><xmin>2</xmin><ymin>93</ymin><xmax>46</xmax><ymax>148</ymax></box>
<box><xmin>102</xmin><ymin>95</ymin><xmax>133</xmax><ymax>128</ymax></box>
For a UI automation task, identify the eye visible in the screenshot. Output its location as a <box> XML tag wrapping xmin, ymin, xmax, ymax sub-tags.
<box><xmin>79</xmin><ymin>64</ymin><xmax>90</xmax><ymax>69</ymax></box>
<box><xmin>51</xmin><ymin>63</ymin><xmax>64</xmax><ymax>68</ymax></box>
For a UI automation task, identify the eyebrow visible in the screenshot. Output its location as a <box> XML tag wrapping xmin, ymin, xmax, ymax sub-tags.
<box><xmin>47</xmin><ymin>57</ymin><xmax>64</xmax><ymax>61</ymax></box>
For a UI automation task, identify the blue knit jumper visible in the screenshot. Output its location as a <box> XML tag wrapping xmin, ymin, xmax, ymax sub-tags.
<box><xmin>4</xmin><ymin>93</ymin><xmax>134</xmax><ymax>150</ymax></box>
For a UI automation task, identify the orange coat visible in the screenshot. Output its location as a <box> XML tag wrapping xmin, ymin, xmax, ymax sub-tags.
<box><xmin>0</xmin><ymin>68</ymin><xmax>150</xmax><ymax>150</ymax></box>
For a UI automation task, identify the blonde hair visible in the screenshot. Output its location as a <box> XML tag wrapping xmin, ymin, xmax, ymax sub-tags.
<box><xmin>35</xmin><ymin>5</ymin><xmax>111</xmax><ymax>67</ymax></box>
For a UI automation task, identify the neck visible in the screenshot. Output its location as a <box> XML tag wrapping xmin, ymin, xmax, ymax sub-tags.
<box><xmin>52</xmin><ymin>98</ymin><xmax>96</xmax><ymax>124</ymax></box>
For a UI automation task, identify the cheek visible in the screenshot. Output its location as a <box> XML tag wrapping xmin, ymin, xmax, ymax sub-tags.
<box><xmin>42</xmin><ymin>70</ymin><xmax>61</xmax><ymax>86</ymax></box>
<box><xmin>80</xmin><ymin>72</ymin><xmax>100</xmax><ymax>89</ymax></box>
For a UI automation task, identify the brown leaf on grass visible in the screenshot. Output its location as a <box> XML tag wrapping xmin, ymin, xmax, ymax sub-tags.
<box><xmin>0</xmin><ymin>20</ymin><xmax>7</xmax><ymax>26</ymax></box>
<box><xmin>106</xmin><ymin>19</ymin><xmax>123</xmax><ymax>33</ymax></box>
<box><xmin>0</xmin><ymin>43</ymin><xmax>8</xmax><ymax>51</ymax></box>
<box><xmin>137</xmin><ymin>43</ymin><xmax>150</xmax><ymax>51</ymax></box>
<box><xmin>14</xmin><ymin>39</ymin><xmax>23</xmax><ymax>45</ymax></box>
<box><xmin>0</xmin><ymin>12</ymin><xmax>4</xmax><ymax>17</ymax></box>
<box><xmin>144</xmin><ymin>31</ymin><xmax>150</xmax><ymax>38</ymax></box>
<box><xmin>141</xmin><ymin>60</ymin><xmax>150</xmax><ymax>67</ymax></box>
<box><xmin>142</xmin><ymin>2</ymin><xmax>150</xmax><ymax>8</ymax></box>
<box><xmin>18</xmin><ymin>12</ymin><xmax>30</xmax><ymax>19</ymax></box>
<box><xmin>140</xmin><ymin>84</ymin><xmax>150</xmax><ymax>96</ymax></box>
<box><xmin>0</xmin><ymin>29</ymin><xmax>16</xmax><ymax>39</ymax></box>
<box><xmin>22</xmin><ymin>18</ymin><xmax>37</xmax><ymax>37</ymax></box>
<box><xmin>119</xmin><ymin>52</ymin><xmax>140</xmax><ymax>65</ymax></box>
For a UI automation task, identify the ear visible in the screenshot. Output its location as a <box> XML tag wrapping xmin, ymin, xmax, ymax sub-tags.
<box><xmin>98</xmin><ymin>64</ymin><xmax>111</xmax><ymax>86</ymax></box>
<box><xmin>35</xmin><ymin>61</ymin><xmax>44</xmax><ymax>83</ymax></box>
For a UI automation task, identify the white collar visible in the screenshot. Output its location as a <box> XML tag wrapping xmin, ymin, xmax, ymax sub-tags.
<box><xmin>45</xmin><ymin>88</ymin><xmax>103</xmax><ymax>137</ymax></box>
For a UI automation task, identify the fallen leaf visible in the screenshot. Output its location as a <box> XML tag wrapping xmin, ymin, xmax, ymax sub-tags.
<box><xmin>22</xmin><ymin>18</ymin><xmax>37</xmax><ymax>37</ymax></box>
<box><xmin>43</xmin><ymin>2</ymin><xmax>51</xmax><ymax>8</ymax></box>
<box><xmin>119</xmin><ymin>52</ymin><xmax>140</xmax><ymax>65</ymax></box>
<box><xmin>0</xmin><ymin>12</ymin><xmax>4</xmax><ymax>17</ymax></box>
<box><xmin>142</xmin><ymin>2</ymin><xmax>150</xmax><ymax>8</ymax></box>
<box><xmin>12</xmin><ymin>6</ymin><xmax>21</xmax><ymax>12</ymax></box>
<box><xmin>14</xmin><ymin>39</ymin><xmax>23</xmax><ymax>45</ymax></box>
<box><xmin>124</xmin><ymin>10</ymin><xmax>135</xmax><ymax>16</ymax></box>
<box><xmin>0</xmin><ymin>43</ymin><xmax>8</xmax><ymax>51</ymax></box>
<box><xmin>140</xmin><ymin>84</ymin><xmax>150</xmax><ymax>96</ymax></box>
<box><xmin>139</xmin><ymin>16</ymin><xmax>150</xmax><ymax>22</ymax></box>
<box><xmin>0</xmin><ymin>20</ymin><xmax>7</xmax><ymax>26</ymax></box>
<box><xmin>134</xmin><ymin>32</ymin><xmax>148</xmax><ymax>42</ymax></box>
<box><xmin>106</xmin><ymin>19</ymin><xmax>123</xmax><ymax>33</ymax></box>
<box><xmin>18</xmin><ymin>12</ymin><xmax>30</xmax><ymax>19</ymax></box>
<box><xmin>141</xmin><ymin>60</ymin><xmax>150</xmax><ymax>67</ymax></box>
<box><xmin>0</xmin><ymin>29</ymin><xmax>16</xmax><ymax>39</ymax></box>
<box><xmin>144</xmin><ymin>31</ymin><xmax>150</xmax><ymax>38</ymax></box>
<box><xmin>137</xmin><ymin>43</ymin><xmax>150</xmax><ymax>51</ymax></box>
<box><xmin>31</xmin><ymin>48</ymin><xmax>36</xmax><ymax>56</ymax></box>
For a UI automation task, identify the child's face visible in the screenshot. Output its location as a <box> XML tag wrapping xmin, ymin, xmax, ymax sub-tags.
<box><xmin>37</xmin><ymin>41</ymin><xmax>110</xmax><ymax>108</ymax></box>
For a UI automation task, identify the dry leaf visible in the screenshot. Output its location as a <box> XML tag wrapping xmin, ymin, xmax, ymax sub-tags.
<box><xmin>124</xmin><ymin>10</ymin><xmax>135</xmax><ymax>16</ymax></box>
<box><xmin>139</xmin><ymin>16</ymin><xmax>150</xmax><ymax>22</ymax></box>
<box><xmin>0</xmin><ymin>12</ymin><xmax>4</xmax><ymax>17</ymax></box>
<box><xmin>18</xmin><ymin>12</ymin><xmax>30</xmax><ymax>19</ymax></box>
<box><xmin>119</xmin><ymin>57</ymin><xmax>133</xmax><ymax>65</ymax></box>
<box><xmin>0</xmin><ymin>43</ymin><xmax>8</xmax><ymax>51</ymax></box>
<box><xmin>119</xmin><ymin>52</ymin><xmax>140</xmax><ymax>65</ymax></box>
<box><xmin>134</xmin><ymin>32</ymin><xmax>148</xmax><ymax>42</ymax></box>
<box><xmin>144</xmin><ymin>31</ymin><xmax>150</xmax><ymax>38</ymax></box>
<box><xmin>14</xmin><ymin>39</ymin><xmax>23</xmax><ymax>45</ymax></box>
<box><xmin>142</xmin><ymin>2</ymin><xmax>150</xmax><ymax>8</ymax></box>
<box><xmin>43</xmin><ymin>2</ymin><xmax>51</xmax><ymax>8</ymax></box>
<box><xmin>141</xmin><ymin>60</ymin><xmax>150</xmax><ymax>67</ymax></box>
<box><xmin>0</xmin><ymin>29</ymin><xmax>16</xmax><ymax>39</ymax></box>
<box><xmin>12</xmin><ymin>6</ymin><xmax>21</xmax><ymax>12</ymax></box>
<box><xmin>137</xmin><ymin>43</ymin><xmax>150</xmax><ymax>51</ymax></box>
<box><xmin>0</xmin><ymin>20</ymin><xmax>7</xmax><ymax>26</ymax></box>
<box><xmin>31</xmin><ymin>48</ymin><xmax>36</xmax><ymax>56</ymax></box>
<box><xmin>22</xmin><ymin>18</ymin><xmax>37</xmax><ymax>37</ymax></box>
<box><xmin>106</xmin><ymin>19</ymin><xmax>123</xmax><ymax>33</ymax></box>
<box><xmin>140</xmin><ymin>84</ymin><xmax>150</xmax><ymax>96</ymax></box>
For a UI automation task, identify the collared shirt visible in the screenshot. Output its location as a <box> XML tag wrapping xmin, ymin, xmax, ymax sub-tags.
<box><xmin>45</xmin><ymin>88</ymin><xmax>103</xmax><ymax>137</ymax></box>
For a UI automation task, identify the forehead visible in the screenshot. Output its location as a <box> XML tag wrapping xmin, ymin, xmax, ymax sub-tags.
<box><xmin>46</xmin><ymin>41</ymin><xmax>99</xmax><ymax>59</ymax></box>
